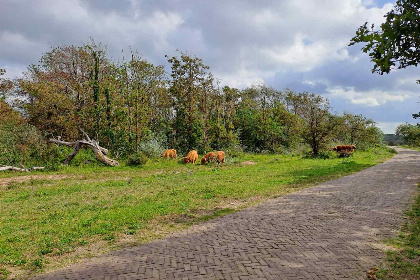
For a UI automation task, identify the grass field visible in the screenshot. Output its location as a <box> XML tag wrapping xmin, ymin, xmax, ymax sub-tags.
<box><xmin>0</xmin><ymin>147</ymin><xmax>396</xmax><ymax>279</ymax></box>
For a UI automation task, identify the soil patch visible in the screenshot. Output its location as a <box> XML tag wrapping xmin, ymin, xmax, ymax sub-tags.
<box><xmin>241</xmin><ymin>161</ymin><xmax>256</xmax><ymax>165</ymax></box>
<box><xmin>0</xmin><ymin>174</ymin><xmax>74</xmax><ymax>187</ymax></box>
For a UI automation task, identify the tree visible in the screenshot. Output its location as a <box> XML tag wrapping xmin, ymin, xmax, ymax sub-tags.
<box><xmin>18</xmin><ymin>43</ymin><xmax>109</xmax><ymax>139</ymax></box>
<box><xmin>285</xmin><ymin>92</ymin><xmax>339</xmax><ymax>155</ymax></box>
<box><xmin>0</xmin><ymin>69</ymin><xmax>14</xmax><ymax>98</ymax></box>
<box><xmin>118</xmin><ymin>53</ymin><xmax>167</xmax><ymax>152</ymax></box>
<box><xmin>349</xmin><ymin>0</ymin><xmax>419</xmax><ymax>77</ymax></box>
<box><xmin>0</xmin><ymin>99</ymin><xmax>25</xmax><ymax>125</ymax></box>
<box><xmin>166</xmin><ymin>52</ymin><xmax>215</xmax><ymax>153</ymax></box>
<box><xmin>341</xmin><ymin>113</ymin><xmax>377</xmax><ymax>145</ymax></box>
<box><xmin>350</xmin><ymin>0</ymin><xmax>420</xmax><ymax>122</ymax></box>
<box><xmin>396</xmin><ymin>123</ymin><xmax>420</xmax><ymax>146</ymax></box>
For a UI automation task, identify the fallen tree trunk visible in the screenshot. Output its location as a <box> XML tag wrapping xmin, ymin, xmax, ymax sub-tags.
<box><xmin>49</xmin><ymin>139</ymin><xmax>109</xmax><ymax>155</ymax></box>
<box><xmin>0</xmin><ymin>165</ymin><xmax>45</xmax><ymax>172</ymax></box>
<box><xmin>49</xmin><ymin>136</ymin><xmax>119</xmax><ymax>167</ymax></box>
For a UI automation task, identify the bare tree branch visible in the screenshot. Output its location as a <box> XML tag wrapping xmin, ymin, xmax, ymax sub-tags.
<box><xmin>49</xmin><ymin>133</ymin><xmax>118</xmax><ymax>166</ymax></box>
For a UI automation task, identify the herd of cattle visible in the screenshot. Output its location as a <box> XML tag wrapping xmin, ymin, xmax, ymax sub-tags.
<box><xmin>161</xmin><ymin>144</ymin><xmax>355</xmax><ymax>164</ymax></box>
<box><xmin>161</xmin><ymin>149</ymin><xmax>225</xmax><ymax>164</ymax></box>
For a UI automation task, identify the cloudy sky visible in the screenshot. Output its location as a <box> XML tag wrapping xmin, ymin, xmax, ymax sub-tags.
<box><xmin>1</xmin><ymin>0</ymin><xmax>419</xmax><ymax>133</ymax></box>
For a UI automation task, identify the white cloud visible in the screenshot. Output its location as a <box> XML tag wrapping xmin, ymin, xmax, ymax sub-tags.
<box><xmin>328</xmin><ymin>86</ymin><xmax>410</xmax><ymax>107</ymax></box>
<box><xmin>376</xmin><ymin>121</ymin><xmax>404</xmax><ymax>134</ymax></box>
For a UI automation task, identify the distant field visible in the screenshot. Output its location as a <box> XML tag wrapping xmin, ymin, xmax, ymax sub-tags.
<box><xmin>0</xmin><ymin>147</ymin><xmax>396</xmax><ymax>279</ymax></box>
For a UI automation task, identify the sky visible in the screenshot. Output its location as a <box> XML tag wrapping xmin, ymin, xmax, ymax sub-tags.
<box><xmin>1</xmin><ymin>0</ymin><xmax>419</xmax><ymax>133</ymax></box>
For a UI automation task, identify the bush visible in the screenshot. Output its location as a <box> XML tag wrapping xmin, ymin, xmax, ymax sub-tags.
<box><xmin>138</xmin><ymin>134</ymin><xmax>166</xmax><ymax>158</ymax></box>
<box><xmin>69</xmin><ymin>149</ymin><xmax>98</xmax><ymax>166</ymax></box>
<box><xmin>127</xmin><ymin>152</ymin><xmax>148</xmax><ymax>166</ymax></box>
<box><xmin>0</xmin><ymin>123</ymin><xmax>46</xmax><ymax>166</ymax></box>
<box><xmin>279</xmin><ymin>143</ymin><xmax>310</xmax><ymax>156</ymax></box>
<box><xmin>225</xmin><ymin>144</ymin><xmax>244</xmax><ymax>158</ymax></box>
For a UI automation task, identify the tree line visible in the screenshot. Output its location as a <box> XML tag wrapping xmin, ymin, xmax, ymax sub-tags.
<box><xmin>0</xmin><ymin>42</ymin><xmax>383</xmax><ymax>166</ymax></box>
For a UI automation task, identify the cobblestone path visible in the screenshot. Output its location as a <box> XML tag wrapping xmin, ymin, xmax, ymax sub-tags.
<box><xmin>34</xmin><ymin>148</ymin><xmax>419</xmax><ymax>279</ymax></box>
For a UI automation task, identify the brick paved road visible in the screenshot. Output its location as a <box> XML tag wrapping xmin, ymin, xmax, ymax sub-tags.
<box><xmin>34</xmin><ymin>148</ymin><xmax>419</xmax><ymax>280</ymax></box>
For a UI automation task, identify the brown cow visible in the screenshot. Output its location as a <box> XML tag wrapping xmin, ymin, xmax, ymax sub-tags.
<box><xmin>201</xmin><ymin>151</ymin><xmax>225</xmax><ymax>165</ymax></box>
<box><xmin>184</xmin><ymin>150</ymin><xmax>198</xmax><ymax>164</ymax></box>
<box><xmin>215</xmin><ymin>151</ymin><xmax>225</xmax><ymax>163</ymax></box>
<box><xmin>162</xmin><ymin>149</ymin><xmax>177</xmax><ymax>159</ymax></box>
<box><xmin>201</xmin><ymin>152</ymin><xmax>215</xmax><ymax>165</ymax></box>
<box><xmin>332</xmin><ymin>145</ymin><xmax>356</xmax><ymax>156</ymax></box>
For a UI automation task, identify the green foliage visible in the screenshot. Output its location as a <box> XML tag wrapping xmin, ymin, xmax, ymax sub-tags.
<box><xmin>0</xmin><ymin>123</ymin><xmax>48</xmax><ymax>167</ymax></box>
<box><xmin>284</xmin><ymin>92</ymin><xmax>338</xmax><ymax>155</ymax></box>
<box><xmin>0</xmin><ymin>99</ymin><xmax>24</xmax><ymax>125</ymax></box>
<box><xmin>166</xmin><ymin>52</ymin><xmax>214</xmax><ymax>153</ymax></box>
<box><xmin>349</xmin><ymin>0</ymin><xmax>420</xmax><ymax>76</ymax></box>
<box><xmin>127</xmin><ymin>152</ymin><xmax>148</xmax><ymax>166</ymax></box>
<box><xmin>0</xmin><ymin>268</ymin><xmax>10</xmax><ymax>280</ymax></box>
<box><xmin>68</xmin><ymin>149</ymin><xmax>99</xmax><ymax>166</ymax></box>
<box><xmin>396</xmin><ymin>123</ymin><xmax>420</xmax><ymax>146</ymax></box>
<box><xmin>350</xmin><ymin>0</ymin><xmax>420</xmax><ymax>121</ymax></box>
<box><xmin>224</xmin><ymin>144</ymin><xmax>244</xmax><ymax>158</ymax></box>
<box><xmin>3</xmin><ymin>42</ymin><xmax>385</xmax><ymax>168</ymax></box>
<box><xmin>138</xmin><ymin>134</ymin><xmax>167</xmax><ymax>158</ymax></box>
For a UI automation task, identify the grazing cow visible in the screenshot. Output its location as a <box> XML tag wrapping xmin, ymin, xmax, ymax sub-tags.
<box><xmin>184</xmin><ymin>150</ymin><xmax>198</xmax><ymax>164</ymax></box>
<box><xmin>332</xmin><ymin>145</ymin><xmax>356</xmax><ymax>156</ymax></box>
<box><xmin>201</xmin><ymin>151</ymin><xmax>225</xmax><ymax>165</ymax></box>
<box><xmin>162</xmin><ymin>149</ymin><xmax>177</xmax><ymax>159</ymax></box>
<box><xmin>201</xmin><ymin>152</ymin><xmax>215</xmax><ymax>165</ymax></box>
<box><xmin>215</xmin><ymin>151</ymin><xmax>225</xmax><ymax>163</ymax></box>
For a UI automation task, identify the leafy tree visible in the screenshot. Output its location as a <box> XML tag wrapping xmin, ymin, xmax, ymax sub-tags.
<box><xmin>0</xmin><ymin>99</ymin><xmax>25</xmax><ymax>125</ymax></box>
<box><xmin>6</xmin><ymin>41</ymin><xmax>384</xmax><ymax>161</ymax></box>
<box><xmin>166</xmin><ymin>52</ymin><xmax>215</xmax><ymax>153</ymax></box>
<box><xmin>396</xmin><ymin>123</ymin><xmax>420</xmax><ymax>146</ymax></box>
<box><xmin>349</xmin><ymin>0</ymin><xmax>419</xmax><ymax>76</ymax></box>
<box><xmin>234</xmin><ymin>86</ymin><xmax>302</xmax><ymax>152</ymax></box>
<box><xmin>16</xmin><ymin>43</ymin><xmax>169</xmax><ymax>156</ymax></box>
<box><xmin>339</xmin><ymin>113</ymin><xmax>377</xmax><ymax>145</ymax></box>
<box><xmin>18</xmin><ymin>43</ymin><xmax>109</xmax><ymax>139</ymax></box>
<box><xmin>270</xmin><ymin>103</ymin><xmax>303</xmax><ymax>149</ymax></box>
<box><xmin>350</xmin><ymin>0</ymin><xmax>420</xmax><ymax>123</ymax></box>
<box><xmin>117</xmin><ymin>53</ymin><xmax>168</xmax><ymax>152</ymax></box>
<box><xmin>285</xmin><ymin>92</ymin><xmax>339</xmax><ymax>155</ymax></box>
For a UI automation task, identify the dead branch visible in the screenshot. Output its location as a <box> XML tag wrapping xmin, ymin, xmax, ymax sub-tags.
<box><xmin>49</xmin><ymin>134</ymin><xmax>118</xmax><ymax>167</ymax></box>
<box><xmin>0</xmin><ymin>165</ymin><xmax>45</xmax><ymax>172</ymax></box>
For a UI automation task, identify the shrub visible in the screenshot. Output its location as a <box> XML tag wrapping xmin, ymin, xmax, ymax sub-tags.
<box><xmin>127</xmin><ymin>152</ymin><xmax>148</xmax><ymax>166</ymax></box>
<box><xmin>138</xmin><ymin>134</ymin><xmax>166</xmax><ymax>158</ymax></box>
<box><xmin>225</xmin><ymin>144</ymin><xmax>244</xmax><ymax>158</ymax></box>
<box><xmin>0</xmin><ymin>123</ymin><xmax>46</xmax><ymax>166</ymax></box>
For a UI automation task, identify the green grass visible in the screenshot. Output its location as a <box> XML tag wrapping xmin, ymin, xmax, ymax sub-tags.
<box><xmin>376</xmin><ymin>184</ymin><xmax>420</xmax><ymax>280</ymax></box>
<box><xmin>0</xmin><ymin>147</ymin><xmax>395</xmax><ymax>279</ymax></box>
